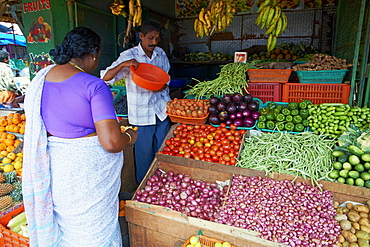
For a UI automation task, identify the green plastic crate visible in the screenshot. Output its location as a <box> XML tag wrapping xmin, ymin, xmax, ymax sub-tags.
<box><xmin>296</xmin><ymin>70</ymin><xmax>348</xmax><ymax>84</ymax></box>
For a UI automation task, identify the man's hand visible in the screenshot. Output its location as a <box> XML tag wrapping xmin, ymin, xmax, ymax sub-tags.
<box><xmin>151</xmin><ymin>83</ymin><xmax>168</xmax><ymax>93</ymax></box>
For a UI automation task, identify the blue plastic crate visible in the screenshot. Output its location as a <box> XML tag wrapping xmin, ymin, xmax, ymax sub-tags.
<box><xmin>296</xmin><ymin>70</ymin><xmax>348</xmax><ymax>84</ymax></box>
<box><xmin>257</xmin><ymin>101</ymin><xmax>310</xmax><ymax>134</ymax></box>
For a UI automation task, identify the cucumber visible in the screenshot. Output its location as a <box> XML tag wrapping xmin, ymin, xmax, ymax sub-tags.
<box><xmin>346</xmin><ymin>177</ymin><xmax>355</xmax><ymax>186</ymax></box>
<box><xmin>332</xmin><ymin>150</ymin><xmax>346</xmax><ymax>157</ymax></box>
<box><xmin>355</xmin><ymin>178</ymin><xmax>365</xmax><ymax>187</ymax></box>
<box><xmin>348</xmin><ymin>170</ymin><xmax>360</xmax><ymax>179</ymax></box>
<box><xmin>348</xmin><ymin>145</ymin><xmax>364</xmax><ymax>156</ymax></box>
<box><xmin>342</xmin><ymin>162</ymin><xmax>352</xmax><ymax>171</ymax></box>
<box><xmin>338</xmin><ymin>155</ymin><xmax>348</xmax><ymax>163</ymax></box>
<box><xmin>339</xmin><ymin>169</ymin><xmax>349</xmax><ymax>178</ymax></box>
<box><xmin>360</xmin><ymin>171</ymin><xmax>370</xmax><ymax>181</ymax></box>
<box><xmin>349</xmin><ymin>155</ymin><xmax>361</xmax><ymax>165</ymax></box>
<box><xmin>361</xmin><ymin>153</ymin><xmax>370</xmax><ymax>162</ymax></box>
<box><xmin>333</xmin><ymin>162</ymin><xmax>343</xmax><ymax>170</ymax></box>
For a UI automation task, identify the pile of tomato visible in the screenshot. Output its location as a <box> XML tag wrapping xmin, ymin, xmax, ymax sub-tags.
<box><xmin>158</xmin><ymin>123</ymin><xmax>246</xmax><ymax>165</ymax></box>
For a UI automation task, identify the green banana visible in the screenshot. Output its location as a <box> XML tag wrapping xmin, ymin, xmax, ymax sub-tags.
<box><xmin>266</xmin><ymin>6</ymin><xmax>275</xmax><ymax>28</ymax></box>
<box><xmin>261</xmin><ymin>6</ymin><xmax>271</xmax><ymax>29</ymax></box>
<box><xmin>255</xmin><ymin>11</ymin><xmax>263</xmax><ymax>25</ymax></box>
<box><xmin>265</xmin><ymin>21</ymin><xmax>276</xmax><ymax>35</ymax></box>
<box><xmin>269</xmin><ymin>35</ymin><xmax>277</xmax><ymax>51</ymax></box>
<box><xmin>267</xmin><ymin>34</ymin><xmax>273</xmax><ymax>51</ymax></box>
<box><xmin>274</xmin><ymin>16</ymin><xmax>283</xmax><ymax>36</ymax></box>
<box><xmin>270</xmin><ymin>6</ymin><xmax>281</xmax><ymax>27</ymax></box>
<box><xmin>257</xmin><ymin>0</ymin><xmax>271</xmax><ymax>13</ymax></box>
<box><xmin>271</xmin><ymin>0</ymin><xmax>279</xmax><ymax>7</ymax></box>
<box><xmin>281</xmin><ymin>12</ymin><xmax>288</xmax><ymax>34</ymax></box>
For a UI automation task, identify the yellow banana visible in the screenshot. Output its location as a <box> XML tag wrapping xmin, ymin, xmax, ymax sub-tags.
<box><xmin>136</xmin><ymin>0</ymin><xmax>141</xmax><ymax>7</ymax></box>
<box><xmin>266</xmin><ymin>6</ymin><xmax>275</xmax><ymax>28</ymax></box>
<box><xmin>271</xmin><ymin>0</ymin><xmax>279</xmax><ymax>7</ymax></box>
<box><xmin>274</xmin><ymin>16</ymin><xmax>283</xmax><ymax>36</ymax></box>
<box><xmin>205</xmin><ymin>12</ymin><xmax>212</xmax><ymax>29</ymax></box>
<box><xmin>198</xmin><ymin>21</ymin><xmax>204</xmax><ymax>39</ymax></box>
<box><xmin>198</xmin><ymin>8</ymin><xmax>206</xmax><ymax>24</ymax></box>
<box><xmin>270</xmin><ymin>6</ymin><xmax>281</xmax><ymax>27</ymax></box>
<box><xmin>257</xmin><ymin>0</ymin><xmax>271</xmax><ymax>13</ymax></box>
<box><xmin>129</xmin><ymin>0</ymin><xmax>135</xmax><ymax>17</ymax></box>
<box><xmin>132</xmin><ymin>8</ymin><xmax>138</xmax><ymax>27</ymax></box>
<box><xmin>261</xmin><ymin>6</ymin><xmax>271</xmax><ymax>29</ymax></box>
<box><xmin>136</xmin><ymin>7</ymin><xmax>142</xmax><ymax>26</ymax></box>
<box><xmin>204</xmin><ymin>23</ymin><xmax>210</xmax><ymax>36</ymax></box>
<box><xmin>194</xmin><ymin>19</ymin><xmax>198</xmax><ymax>33</ymax></box>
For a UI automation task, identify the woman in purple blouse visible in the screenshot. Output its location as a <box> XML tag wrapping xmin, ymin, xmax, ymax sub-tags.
<box><xmin>22</xmin><ymin>27</ymin><xmax>137</xmax><ymax>246</ymax></box>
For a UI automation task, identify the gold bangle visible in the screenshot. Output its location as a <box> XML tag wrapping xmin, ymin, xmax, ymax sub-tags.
<box><xmin>124</xmin><ymin>131</ymin><xmax>132</xmax><ymax>144</ymax></box>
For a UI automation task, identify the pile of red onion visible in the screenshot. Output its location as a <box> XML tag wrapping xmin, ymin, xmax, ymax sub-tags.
<box><xmin>134</xmin><ymin>169</ymin><xmax>225</xmax><ymax>220</ymax></box>
<box><xmin>214</xmin><ymin>175</ymin><xmax>341</xmax><ymax>246</ymax></box>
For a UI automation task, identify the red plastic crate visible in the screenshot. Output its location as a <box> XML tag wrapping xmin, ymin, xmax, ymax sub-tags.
<box><xmin>0</xmin><ymin>205</ymin><xmax>29</xmax><ymax>247</ymax></box>
<box><xmin>282</xmin><ymin>83</ymin><xmax>350</xmax><ymax>104</ymax></box>
<box><xmin>246</xmin><ymin>83</ymin><xmax>282</xmax><ymax>103</ymax></box>
<box><xmin>247</xmin><ymin>69</ymin><xmax>293</xmax><ymax>83</ymax></box>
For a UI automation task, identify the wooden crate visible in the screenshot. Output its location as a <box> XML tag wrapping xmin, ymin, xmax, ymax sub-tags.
<box><xmin>126</xmin><ymin>153</ymin><xmax>370</xmax><ymax>247</ymax></box>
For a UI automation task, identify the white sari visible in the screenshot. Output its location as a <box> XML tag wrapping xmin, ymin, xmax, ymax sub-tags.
<box><xmin>23</xmin><ymin>65</ymin><xmax>123</xmax><ymax>246</ymax></box>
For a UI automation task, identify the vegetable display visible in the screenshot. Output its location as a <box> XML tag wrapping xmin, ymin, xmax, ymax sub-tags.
<box><xmin>208</xmin><ymin>93</ymin><xmax>260</xmax><ymax>128</ymax></box>
<box><xmin>334</xmin><ymin>201</ymin><xmax>370</xmax><ymax>246</ymax></box>
<box><xmin>166</xmin><ymin>98</ymin><xmax>210</xmax><ymax>119</ymax></box>
<box><xmin>214</xmin><ymin>175</ymin><xmax>341</xmax><ymax>246</ymax></box>
<box><xmin>7</xmin><ymin>210</ymin><xmax>29</xmax><ymax>237</ymax></box>
<box><xmin>307</xmin><ymin>103</ymin><xmax>370</xmax><ymax>139</ymax></box>
<box><xmin>257</xmin><ymin>100</ymin><xmax>311</xmax><ymax>132</ymax></box>
<box><xmin>237</xmin><ymin>131</ymin><xmax>336</xmax><ymax>186</ymax></box>
<box><xmin>158</xmin><ymin>124</ymin><xmax>244</xmax><ymax>165</ymax></box>
<box><xmin>185</xmin><ymin>62</ymin><xmax>258</xmax><ymax>99</ymax></box>
<box><xmin>292</xmin><ymin>54</ymin><xmax>353</xmax><ymax>71</ymax></box>
<box><xmin>134</xmin><ymin>169</ymin><xmax>224</xmax><ymax>221</ymax></box>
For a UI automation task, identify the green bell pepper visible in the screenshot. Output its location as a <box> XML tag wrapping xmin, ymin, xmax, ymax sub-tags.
<box><xmin>276</xmin><ymin>113</ymin><xmax>285</xmax><ymax>122</ymax></box>
<box><xmin>299</xmin><ymin>109</ymin><xmax>309</xmax><ymax>119</ymax></box>
<box><xmin>267</xmin><ymin>102</ymin><xmax>276</xmax><ymax>110</ymax></box>
<box><xmin>285</xmin><ymin>115</ymin><xmax>293</xmax><ymax>122</ymax></box>
<box><xmin>260</xmin><ymin>107</ymin><xmax>269</xmax><ymax>115</ymax></box>
<box><xmin>285</xmin><ymin>122</ymin><xmax>295</xmax><ymax>132</ymax></box>
<box><xmin>276</xmin><ymin>122</ymin><xmax>285</xmax><ymax>131</ymax></box>
<box><xmin>291</xmin><ymin>109</ymin><xmax>299</xmax><ymax>116</ymax></box>
<box><xmin>288</xmin><ymin>102</ymin><xmax>299</xmax><ymax>110</ymax></box>
<box><xmin>302</xmin><ymin>119</ymin><xmax>309</xmax><ymax>127</ymax></box>
<box><xmin>298</xmin><ymin>101</ymin><xmax>308</xmax><ymax>109</ymax></box>
<box><xmin>281</xmin><ymin>108</ymin><xmax>291</xmax><ymax>116</ymax></box>
<box><xmin>258</xmin><ymin>115</ymin><xmax>267</xmax><ymax>122</ymax></box>
<box><xmin>292</xmin><ymin>115</ymin><xmax>303</xmax><ymax>124</ymax></box>
<box><xmin>294</xmin><ymin>123</ymin><xmax>305</xmax><ymax>132</ymax></box>
<box><xmin>257</xmin><ymin>121</ymin><xmax>266</xmax><ymax>129</ymax></box>
<box><xmin>266</xmin><ymin>112</ymin><xmax>276</xmax><ymax>121</ymax></box>
<box><xmin>266</xmin><ymin>120</ymin><xmax>275</xmax><ymax>130</ymax></box>
<box><xmin>303</xmin><ymin>99</ymin><xmax>313</xmax><ymax>105</ymax></box>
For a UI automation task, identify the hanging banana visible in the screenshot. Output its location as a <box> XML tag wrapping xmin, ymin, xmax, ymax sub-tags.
<box><xmin>193</xmin><ymin>1</ymin><xmax>237</xmax><ymax>39</ymax></box>
<box><xmin>255</xmin><ymin>0</ymin><xmax>288</xmax><ymax>51</ymax></box>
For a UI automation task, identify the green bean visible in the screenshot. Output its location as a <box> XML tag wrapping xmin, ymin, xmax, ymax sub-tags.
<box><xmin>237</xmin><ymin>131</ymin><xmax>336</xmax><ymax>187</ymax></box>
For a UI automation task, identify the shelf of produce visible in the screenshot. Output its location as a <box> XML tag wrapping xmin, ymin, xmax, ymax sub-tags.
<box><xmin>126</xmin><ymin>153</ymin><xmax>369</xmax><ymax>247</ymax></box>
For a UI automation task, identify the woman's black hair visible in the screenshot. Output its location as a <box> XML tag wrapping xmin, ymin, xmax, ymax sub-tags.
<box><xmin>0</xmin><ymin>50</ymin><xmax>9</xmax><ymax>62</ymax></box>
<box><xmin>140</xmin><ymin>21</ymin><xmax>161</xmax><ymax>36</ymax></box>
<box><xmin>50</xmin><ymin>27</ymin><xmax>101</xmax><ymax>64</ymax></box>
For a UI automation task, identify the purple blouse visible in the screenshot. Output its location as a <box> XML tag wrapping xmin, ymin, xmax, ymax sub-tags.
<box><xmin>41</xmin><ymin>72</ymin><xmax>117</xmax><ymax>138</ymax></box>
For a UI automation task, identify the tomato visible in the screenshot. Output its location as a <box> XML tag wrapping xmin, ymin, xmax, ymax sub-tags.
<box><xmin>194</xmin><ymin>125</ymin><xmax>200</xmax><ymax>129</ymax></box>
<box><xmin>194</xmin><ymin>155</ymin><xmax>200</xmax><ymax>160</ymax></box>
<box><xmin>220</xmin><ymin>160</ymin><xmax>226</xmax><ymax>165</ymax></box>
<box><xmin>230</xmin><ymin>157</ymin><xmax>236</xmax><ymax>165</ymax></box>
<box><xmin>204</xmin><ymin>153</ymin><xmax>211</xmax><ymax>158</ymax></box>
<box><xmin>187</xmin><ymin>125</ymin><xmax>194</xmax><ymax>131</ymax></box>
<box><xmin>209</xmin><ymin>149</ymin><xmax>216</xmax><ymax>156</ymax></box>
<box><xmin>234</xmin><ymin>131</ymin><xmax>241</xmax><ymax>136</ymax></box>
<box><xmin>200</xmin><ymin>124</ymin><xmax>207</xmax><ymax>129</ymax></box>
<box><xmin>240</xmin><ymin>129</ymin><xmax>246</xmax><ymax>135</ymax></box>
<box><xmin>181</xmin><ymin>132</ymin><xmax>188</xmax><ymax>138</ymax></box>
<box><xmin>209</xmin><ymin>127</ymin><xmax>217</xmax><ymax>132</ymax></box>
<box><xmin>221</xmin><ymin>139</ymin><xmax>229</xmax><ymax>146</ymax></box>
<box><xmin>165</xmin><ymin>139</ymin><xmax>171</xmax><ymax>145</ymax></box>
<box><xmin>184</xmin><ymin>152</ymin><xmax>191</xmax><ymax>158</ymax></box>
<box><xmin>212</xmin><ymin>155</ymin><xmax>219</xmax><ymax>162</ymax></box>
<box><xmin>223</xmin><ymin>144</ymin><xmax>230</xmax><ymax>150</ymax></box>
<box><xmin>225</xmin><ymin>131</ymin><xmax>232</xmax><ymax>137</ymax></box>
<box><xmin>189</xmin><ymin>139</ymin><xmax>195</xmax><ymax>145</ymax></box>
<box><xmin>227</xmin><ymin>135</ymin><xmax>235</xmax><ymax>141</ymax></box>
<box><xmin>222</xmin><ymin>154</ymin><xmax>230</xmax><ymax>162</ymax></box>
<box><xmin>215</xmin><ymin>129</ymin><xmax>223</xmax><ymax>135</ymax></box>
<box><xmin>172</xmin><ymin>148</ymin><xmax>179</xmax><ymax>153</ymax></box>
<box><xmin>173</xmin><ymin>140</ymin><xmax>181</xmax><ymax>147</ymax></box>
<box><xmin>176</xmin><ymin>125</ymin><xmax>183</xmax><ymax>131</ymax></box>
<box><xmin>158</xmin><ymin>151</ymin><xmax>164</xmax><ymax>154</ymax></box>
<box><xmin>229</xmin><ymin>124</ymin><xmax>237</xmax><ymax>131</ymax></box>
<box><xmin>205</xmin><ymin>158</ymin><xmax>213</xmax><ymax>163</ymax></box>
<box><xmin>221</xmin><ymin>127</ymin><xmax>228</xmax><ymax>133</ymax></box>
<box><xmin>219</xmin><ymin>123</ymin><xmax>226</xmax><ymax>128</ymax></box>
<box><xmin>234</xmin><ymin>136</ymin><xmax>241</xmax><ymax>142</ymax></box>
<box><xmin>204</xmin><ymin>142</ymin><xmax>211</xmax><ymax>148</ymax></box>
<box><xmin>198</xmin><ymin>153</ymin><xmax>204</xmax><ymax>159</ymax></box>
<box><xmin>215</xmin><ymin>141</ymin><xmax>222</xmax><ymax>147</ymax></box>
<box><xmin>210</xmin><ymin>145</ymin><xmax>219</xmax><ymax>151</ymax></box>
<box><xmin>181</xmin><ymin>124</ymin><xmax>187</xmax><ymax>129</ymax></box>
<box><xmin>213</xmin><ymin>134</ymin><xmax>221</xmax><ymax>140</ymax></box>
<box><xmin>234</xmin><ymin>144</ymin><xmax>240</xmax><ymax>151</ymax></box>
<box><xmin>173</xmin><ymin>130</ymin><xmax>179</xmax><ymax>135</ymax></box>
<box><xmin>216</xmin><ymin>151</ymin><xmax>223</xmax><ymax>157</ymax></box>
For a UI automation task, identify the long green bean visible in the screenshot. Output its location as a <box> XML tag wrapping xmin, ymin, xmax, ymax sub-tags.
<box><xmin>237</xmin><ymin>131</ymin><xmax>336</xmax><ymax>187</ymax></box>
<box><xmin>185</xmin><ymin>61</ymin><xmax>259</xmax><ymax>99</ymax></box>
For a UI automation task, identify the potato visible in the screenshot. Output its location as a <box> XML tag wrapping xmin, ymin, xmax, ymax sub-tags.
<box><xmin>336</xmin><ymin>214</ymin><xmax>349</xmax><ymax>221</ymax></box>
<box><xmin>350</xmin><ymin>227</ymin><xmax>356</xmax><ymax>234</ymax></box>
<box><xmin>342</xmin><ymin>241</ymin><xmax>350</xmax><ymax>247</ymax></box>
<box><xmin>341</xmin><ymin>220</ymin><xmax>353</xmax><ymax>230</ymax></box>
<box><xmin>338</xmin><ymin>207</ymin><xmax>350</xmax><ymax>214</ymax></box>
<box><xmin>333</xmin><ymin>200</ymin><xmax>340</xmax><ymax>208</ymax></box>
<box><xmin>349</xmin><ymin>243</ymin><xmax>359</xmax><ymax>247</ymax></box>
<box><xmin>367</xmin><ymin>200</ymin><xmax>370</xmax><ymax>207</ymax></box>
<box><xmin>358</xmin><ymin>238</ymin><xmax>370</xmax><ymax>247</ymax></box>
<box><xmin>361</xmin><ymin>225</ymin><xmax>370</xmax><ymax>234</ymax></box>
<box><xmin>348</xmin><ymin>211</ymin><xmax>362</xmax><ymax>222</ymax></box>
<box><xmin>336</xmin><ymin>243</ymin><xmax>342</xmax><ymax>247</ymax></box>
<box><xmin>355</xmin><ymin>205</ymin><xmax>370</xmax><ymax>214</ymax></box>
<box><xmin>356</xmin><ymin>230</ymin><xmax>370</xmax><ymax>240</ymax></box>
<box><xmin>338</xmin><ymin>234</ymin><xmax>346</xmax><ymax>243</ymax></box>
<box><xmin>360</xmin><ymin>213</ymin><xmax>369</xmax><ymax>219</ymax></box>
<box><xmin>347</xmin><ymin>203</ymin><xmax>354</xmax><ymax>210</ymax></box>
<box><xmin>353</xmin><ymin>222</ymin><xmax>361</xmax><ymax>231</ymax></box>
<box><xmin>359</xmin><ymin>218</ymin><xmax>370</xmax><ymax>226</ymax></box>
<box><xmin>343</xmin><ymin>230</ymin><xmax>358</xmax><ymax>243</ymax></box>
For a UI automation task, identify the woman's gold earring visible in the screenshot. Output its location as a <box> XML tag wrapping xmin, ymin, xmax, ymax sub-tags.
<box><xmin>93</xmin><ymin>57</ymin><xmax>96</xmax><ymax>61</ymax></box>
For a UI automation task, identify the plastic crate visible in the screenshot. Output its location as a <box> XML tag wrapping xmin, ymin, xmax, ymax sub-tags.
<box><xmin>182</xmin><ymin>235</ymin><xmax>236</xmax><ymax>247</ymax></box>
<box><xmin>0</xmin><ymin>205</ymin><xmax>29</xmax><ymax>247</ymax></box>
<box><xmin>247</xmin><ymin>69</ymin><xmax>293</xmax><ymax>83</ymax></box>
<box><xmin>167</xmin><ymin>112</ymin><xmax>209</xmax><ymax>125</ymax></box>
<box><xmin>282</xmin><ymin>83</ymin><xmax>350</xmax><ymax>104</ymax></box>
<box><xmin>296</xmin><ymin>70</ymin><xmax>348</xmax><ymax>84</ymax></box>
<box><xmin>247</xmin><ymin>83</ymin><xmax>282</xmax><ymax>103</ymax></box>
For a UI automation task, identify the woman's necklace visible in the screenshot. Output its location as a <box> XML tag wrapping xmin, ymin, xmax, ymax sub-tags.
<box><xmin>68</xmin><ymin>61</ymin><xmax>85</xmax><ymax>72</ymax></box>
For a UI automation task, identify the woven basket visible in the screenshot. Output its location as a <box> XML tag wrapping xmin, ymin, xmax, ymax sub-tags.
<box><xmin>182</xmin><ymin>235</ymin><xmax>236</xmax><ymax>247</ymax></box>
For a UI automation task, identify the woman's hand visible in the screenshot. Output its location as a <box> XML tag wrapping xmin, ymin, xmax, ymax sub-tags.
<box><xmin>124</xmin><ymin>128</ymin><xmax>138</xmax><ymax>145</ymax></box>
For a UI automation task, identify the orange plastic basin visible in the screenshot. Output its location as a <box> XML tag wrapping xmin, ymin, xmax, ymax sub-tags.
<box><xmin>130</xmin><ymin>63</ymin><xmax>169</xmax><ymax>91</ymax></box>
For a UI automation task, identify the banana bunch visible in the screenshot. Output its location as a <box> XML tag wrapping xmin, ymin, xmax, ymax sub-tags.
<box><xmin>255</xmin><ymin>0</ymin><xmax>288</xmax><ymax>51</ymax></box>
<box><xmin>110</xmin><ymin>0</ymin><xmax>127</xmax><ymax>17</ymax></box>
<box><xmin>129</xmin><ymin>0</ymin><xmax>142</xmax><ymax>27</ymax></box>
<box><xmin>194</xmin><ymin>1</ymin><xmax>236</xmax><ymax>39</ymax></box>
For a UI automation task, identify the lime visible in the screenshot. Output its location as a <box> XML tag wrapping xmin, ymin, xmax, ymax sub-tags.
<box><xmin>361</xmin><ymin>153</ymin><xmax>370</xmax><ymax>162</ymax></box>
<box><xmin>342</xmin><ymin>162</ymin><xmax>352</xmax><ymax>170</ymax></box>
<box><xmin>329</xmin><ymin>170</ymin><xmax>340</xmax><ymax>179</ymax></box>
<box><xmin>364</xmin><ymin>162</ymin><xmax>370</xmax><ymax>170</ymax></box>
<box><xmin>355</xmin><ymin>164</ymin><xmax>365</xmax><ymax>173</ymax></box>
<box><xmin>349</xmin><ymin>155</ymin><xmax>361</xmax><ymax>165</ymax></box>
<box><xmin>337</xmin><ymin>177</ymin><xmax>346</xmax><ymax>184</ymax></box>
<box><xmin>222</xmin><ymin>242</ymin><xmax>231</xmax><ymax>247</ymax></box>
<box><xmin>339</xmin><ymin>169</ymin><xmax>349</xmax><ymax>178</ymax></box>
<box><xmin>365</xmin><ymin>180</ymin><xmax>370</xmax><ymax>189</ymax></box>
<box><xmin>360</xmin><ymin>171</ymin><xmax>370</xmax><ymax>181</ymax></box>
<box><xmin>348</xmin><ymin>170</ymin><xmax>360</xmax><ymax>179</ymax></box>
<box><xmin>189</xmin><ymin>236</ymin><xmax>198</xmax><ymax>245</ymax></box>
<box><xmin>333</xmin><ymin>162</ymin><xmax>343</xmax><ymax>170</ymax></box>
<box><xmin>214</xmin><ymin>243</ymin><xmax>222</xmax><ymax>247</ymax></box>
<box><xmin>346</xmin><ymin>178</ymin><xmax>355</xmax><ymax>186</ymax></box>
<box><xmin>355</xmin><ymin>178</ymin><xmax>365</xmax><ymax>187</ymax></box>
